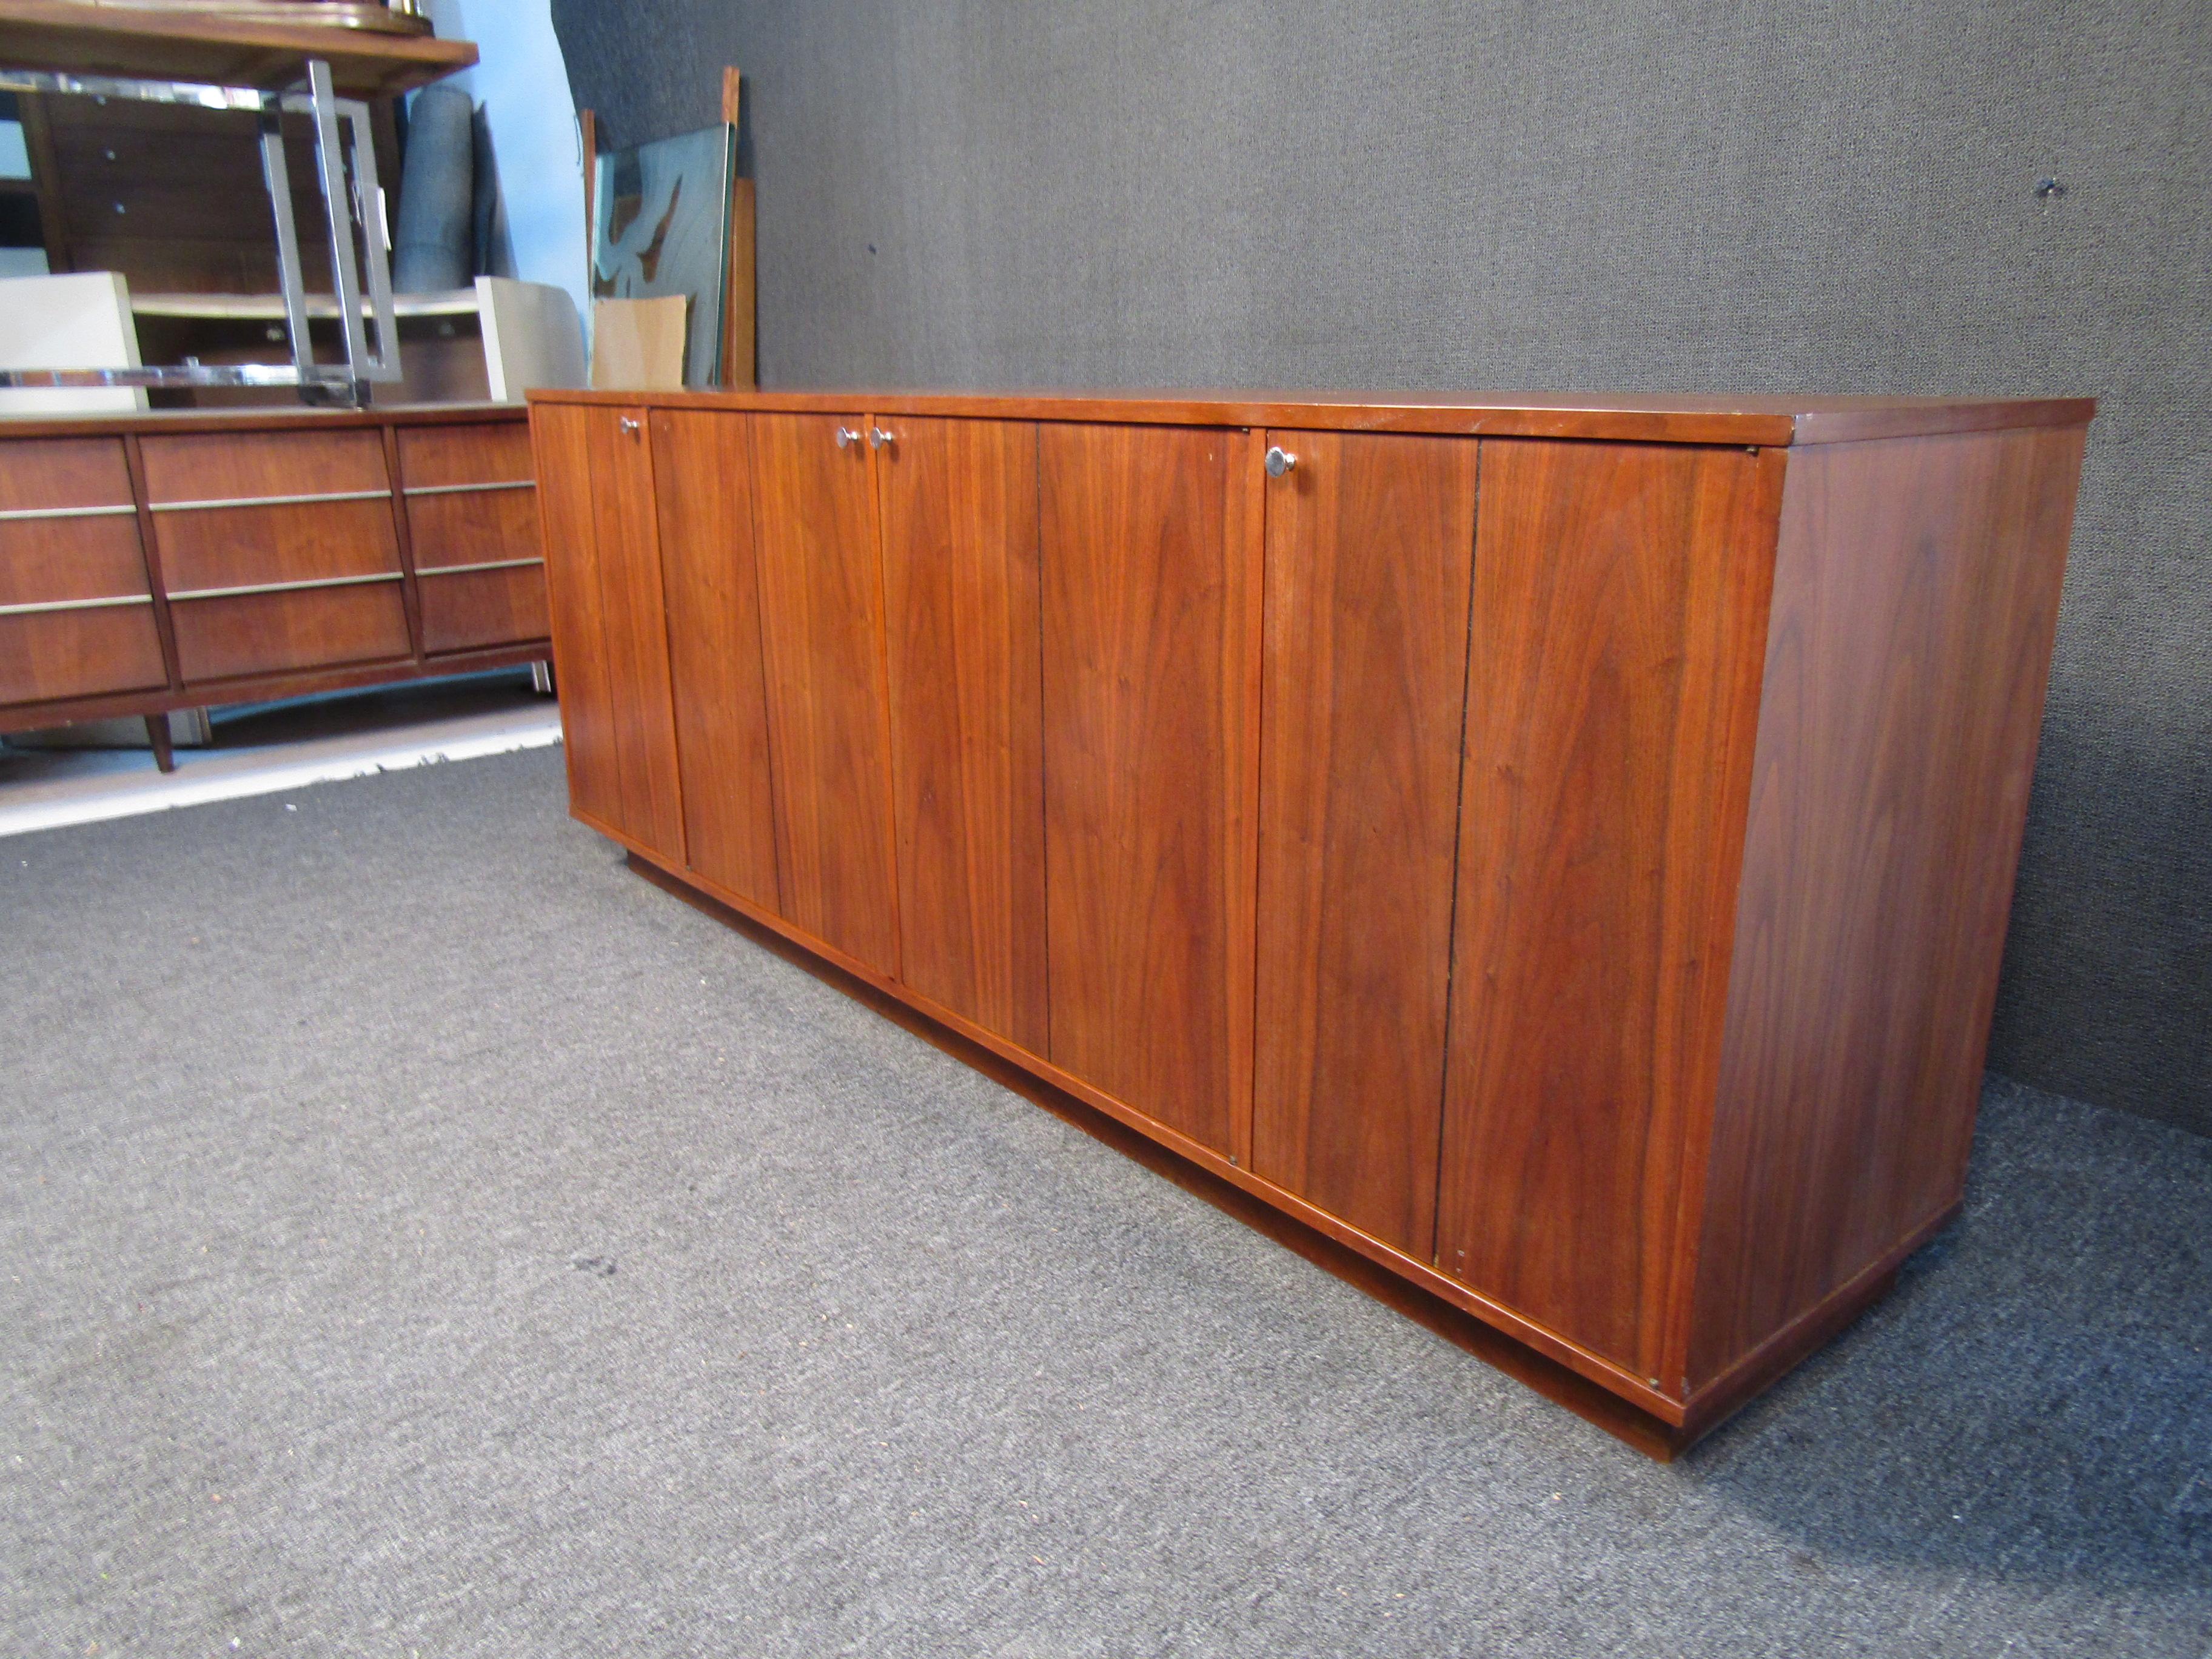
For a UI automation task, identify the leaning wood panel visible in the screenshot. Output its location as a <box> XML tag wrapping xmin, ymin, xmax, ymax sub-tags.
<box><xmin>1252</xmin><ymin>429</ymin><xmax>1479</xmax><ymax>1258</ymax></box>
<box><xmin>1436</xmin><ymin>440</ymin><xmax>1784</xmax><ymax>1383</ymax></box>
<box><xmin>585</xmin><ymin>411</ymin><xmax>686</xmax><ymax>862</ymax></box>
<box><xmin>877</xmin><ymin>415</ymin><xmax>1048</xmax><ymax>1054</ymax></box>
<box><xmin>652</xmin><ymin>410</ymin><xmax>783</xmax><ymax>913</ymax></box>
<box><xmin>1685</xmin><ymin>426</ymin><xmax>2086</xmax><ymax>1389</ymax></box>
<box><xmin>1039</xmin><ymin>422</ymin><xmax>1250</xmax><ymax>1155</ymax></box>
<box><xmin>748</xmin><ymin>412</ymin><xmax>901</xmax><ymax>973</ymax></box>
<box><xmin>531</xmin><ymin>404</ymin><xmax>626</xmax><ymax>834</ymax></box>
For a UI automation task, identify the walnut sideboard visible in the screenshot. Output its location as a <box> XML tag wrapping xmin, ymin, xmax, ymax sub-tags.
<box><xmin>528</xmin><ymin>387</ymin><xmax>2093</xmax><ymax>1456</ymax></box>
<box><xmin>1</xmin><ymin>403</ymin><xmax>549</xmax><ymax>766</ymax></box>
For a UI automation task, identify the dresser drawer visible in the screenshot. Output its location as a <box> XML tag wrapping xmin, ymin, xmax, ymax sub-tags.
<box><xmin>0</xmin><ymin>606</ymin><xmax>167</xmax><ymax>706</ymax></box>
<box><xmin>0</xmin><ymin>436</ymin><xmax>167</xmax><ymax>706</ymax></box>
<box><xmin>404</xmin><ymin>484</ymin><xmax>541</xmax><ymax>574</ymax></box>
<box><xmin>170</xmin><ymin>580</ymin><xmax>411</xmax><ymax>684</ymax></box>
<box><xmin>417</xmin><ymin>561</ymin><xmax>551</xmax><ymax>655</ymax></box>
<box><xmin>141</xmin><ymin>428</ymin><xmax>400</xmax><ymax>596</ymax></box>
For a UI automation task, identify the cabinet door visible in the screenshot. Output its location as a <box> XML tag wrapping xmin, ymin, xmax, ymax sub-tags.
<box><xmin>531</xmin><ymin>404</ymin><xmax>685</xmax><ymax>860</ymax></box>
<box><xmin>877</xmin><ymin>416</ymin><xmax>1048</xmax><ymax>1052</ymax></box>
<box><xmin>749</xmin><ymin>412</ymin><xmax>900</xmax><ymax>974</ymax></box>
<box><xmin>1435</xmin><ymin>439</ymin><xmax>1780</xmax><ymax>1379</ymax></box>
<box><xmin>652</xmin><ymin>410</ymin><xmax>782</xmax><ymax>911</ymax></box>
<box><xmin>1253</xmin><ymin>431</ymin><xmax>1478</xmax><ymax>1256</ymax></box>
<box><xmin>1039</xmin><ymin>423</ymin><xmax>1259</xmax><ymax>1156</ymax></box>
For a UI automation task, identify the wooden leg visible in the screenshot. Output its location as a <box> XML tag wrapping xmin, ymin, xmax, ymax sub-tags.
<box><xmin>144</xmin><ymin>713</ymin><xmax>175</xmax><ymax>773</ymax></box>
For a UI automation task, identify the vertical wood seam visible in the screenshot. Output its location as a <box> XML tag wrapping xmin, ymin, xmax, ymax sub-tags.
<box><xmin>1428</xmin><ymin>437</ymin><xmax>1485</xmax><ymax>1272</ymax></box>
<box><xmin>1231</xmin><ymin>426</ymin><xmax>1265</xmax><ymax>1171</ymax></box>
<box><xmin>380</xmin><ymin>422</ymin><xmax>428</xmax><ymax>662</ymax></box>
<box><xmin>119</xmin><ymin>433</ymin><xmax>184</xmax><ymax>695</ymax></box>
<box><xmin>1034</xmin><ymin>420</ymin><xmax>1053</xmax><ymax>1067</ymax></box>
<box><xmin>629</xmin><ymin>406</ymin><xmax>688</xmax><ymax>865</ymax></box>
<box><xmin>866</xmin><ymin>410</ymin><xmax>905</xmax><ymax>982</ymax></box>
<box><xmin>743</xmin><ymin>414</ymin><xmax>793</xmax><ymax>916</ymax></box>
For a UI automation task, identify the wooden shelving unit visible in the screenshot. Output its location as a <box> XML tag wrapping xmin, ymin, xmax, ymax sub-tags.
<box><xmin>0</xmin><ymin>1</ymin><xmax>475</xmax><ymax>97</ymax></box>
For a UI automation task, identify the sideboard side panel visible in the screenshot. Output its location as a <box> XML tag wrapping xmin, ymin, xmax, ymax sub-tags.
<box><xmin>1687</xmin><ymin>425</ymin><xmax>2087</xmax><ymax>1389</ymax></box>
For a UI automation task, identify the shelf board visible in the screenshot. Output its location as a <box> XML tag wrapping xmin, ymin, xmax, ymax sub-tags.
<box><xmin>133</xmin><ymin>286</ymin><xmax>480</xmax><ymax>320</ymax></box>
<box><xmin>0</xmin><ymin>1</ymin><xmax>476</xmax><ymax>98</ymax></box>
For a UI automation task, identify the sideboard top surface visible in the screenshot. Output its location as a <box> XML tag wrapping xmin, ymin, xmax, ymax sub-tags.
<box><xmin>527</xmin><ymin>388</ymin><xmax>2094</xmax><ymax>447</ymax></box>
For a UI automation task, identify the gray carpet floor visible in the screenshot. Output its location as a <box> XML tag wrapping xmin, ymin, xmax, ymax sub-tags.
<box><xmin>3</xmin><ymin>748</ymin><xmax>2207</xmax><ymax>1657</ymax></box>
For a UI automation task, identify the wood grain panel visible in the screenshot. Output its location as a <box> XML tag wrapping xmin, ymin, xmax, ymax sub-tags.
<box><xmin>531</xmin><ymin>403</ymin><xmax>625</xmax><ymax>832</ymax></box>
<box><xmin>138</xmin><ymin>427</ymin><xmax>390</xmax><ymax>502</ymax></box>
<box><xmin>0</xmin><ymin>608</ymin><xmax>167</xmax><ymax>705</ymax></box>
<box><xmin>1436</xmin><ymin>439</ymin><xmax>1784</xmax><ymax>1382</ymax></box>
<box><xmin>585</xmin><ymin>411</ymin><xmax>686</xmax><ymax>861</ymax></box>
<box><xmin>1039</xmin><ymin>422</ymin><xmax>1253</xmax><ymax>1154</ymax></box>
<box><xmin>0</xmin><ymin>517</ymin><xmax>153</xmax><ymax>608</ymax></box>
<box><xmin>396</xmin><ymin>421</ymin><xmax>535</xmax><ymax>488</ymax></box>
<box><xmin>1253</xmin><ymin>430</ymin><xmax>1479</xmax><ymax>1256</ymax></box>
<box><xmin>152</xmin><ymin>499</ymin><xmax>401</xmax><ymax>593</ymax></box>
<box><xmin>652</xmin><ymin>409</ymin><xmax>782</xmax><ymax>913</ymax></box>
<box><xmin>1686</xmin><ymin>426</ymin><xmax>2086</xmax><ymax>1389</ymax></box>
<box><xmin>415</xmin><ymin>564</ymin><xmax>549</xmax><ymax>655</ymax></box>
<box><xmin>749</xmin><ymin>412</ymin><xmax>900</xmax><ymax>971</ymax></box>
<box><xmin>0</xmin><ymin>437</ymin><xmax>135</xmax><ymax>513</ymax></box>
<box><xmin>402</xmin><ymin>488</ymin><xmax>542</xmax><ymax>572</ymax></box>
<box><xmin>877</xmin><ymin>415</ymin><xmax>1048</xmax><ymax>1053</ymax></box>
<box><xmin>170</xmin><ymin>583</ymin><xmax>411</xmax><ymax>682</ymax></box>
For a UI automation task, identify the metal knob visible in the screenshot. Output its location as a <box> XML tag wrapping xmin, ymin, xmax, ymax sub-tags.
<box><xmin>1264</xmin><ymin>446</ymin><xmax>1296</xmax><ymax>478</ymax></box>
<box><xmin>868</xmin><ymin>425</ymin><xmax>895</xmax><ymax>450</ymax></box>
<box><xmin>618</xmin><ymin>416</ymin><xmax>641</xmax><ymax>437</ymax></box>
<box><xmin>835</xmin><ymin>426</ymin><xmax>862</xmax><ymax>449</ymax></box>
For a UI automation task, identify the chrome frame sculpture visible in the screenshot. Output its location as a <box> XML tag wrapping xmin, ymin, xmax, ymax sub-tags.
<box><xmin>0</xmin><ymin>58</ymin><xmax>401</xmax><ymax>405</ymax></box>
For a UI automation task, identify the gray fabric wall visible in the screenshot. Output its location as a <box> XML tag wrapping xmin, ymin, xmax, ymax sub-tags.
<box><xmin>552</xmin><ymin>1</ymin><xmax>2212</xmax><ymax>1136</ymax></box>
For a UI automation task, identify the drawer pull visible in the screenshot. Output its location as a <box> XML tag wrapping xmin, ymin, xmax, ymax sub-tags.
<box><xmin>0</xmin><ymin>503</ymin><xmax>138</xmax><ymax>523</ymax></box>
<box><xmin>166</xmin><ymin>571</ymin><xmax>403</xmax><ymax>602</ymax></box>
<box><xmin>402</xmin><ymin>480</ymin><xmax>536</xmax><ymax>497</ymax></box>
<box><xmin>415</xmin><ymin>557</ymin><xmax>545</xmax><ymax>577</ymax></box>
<box><xmin>150</xmin><ymin>488</ymin><xmax>391</xmax><ymax>513</ymax></box>
<box><xmin>1264</xmin><ymin>446</ymin><xmax>1298</xmax><ymax>478</ymax></box>
<box><xmin>0</xmin><ymin>592</ymin><xmax>153</xmax><ymax>617</ymax></box>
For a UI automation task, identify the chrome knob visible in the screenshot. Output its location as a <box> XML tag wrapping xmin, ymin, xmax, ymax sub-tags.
<box><xmin>835</xmin><ymin>426</ymin><xmax>862</xmax><ymax>449</ymax></box>
<box><xmin>868</xmin><ymin>425</ymin><xmax>895</xmax><ymax>450</ymax></box>
<box><xmin>1264</xmin><ymin>446</ymin><xmax>1296</xmax><ymax>478</ymax></box>
<box><xmin>617</xmin><ymin>416</ymin><xmax>641</xmax><ymax>437</ymax></box>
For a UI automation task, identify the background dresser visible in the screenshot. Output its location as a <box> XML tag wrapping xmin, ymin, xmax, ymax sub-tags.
<box><xmin>1</xmin><ymin>402</ymin><xmax>548</xmax><ymax>765</ymax></box>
